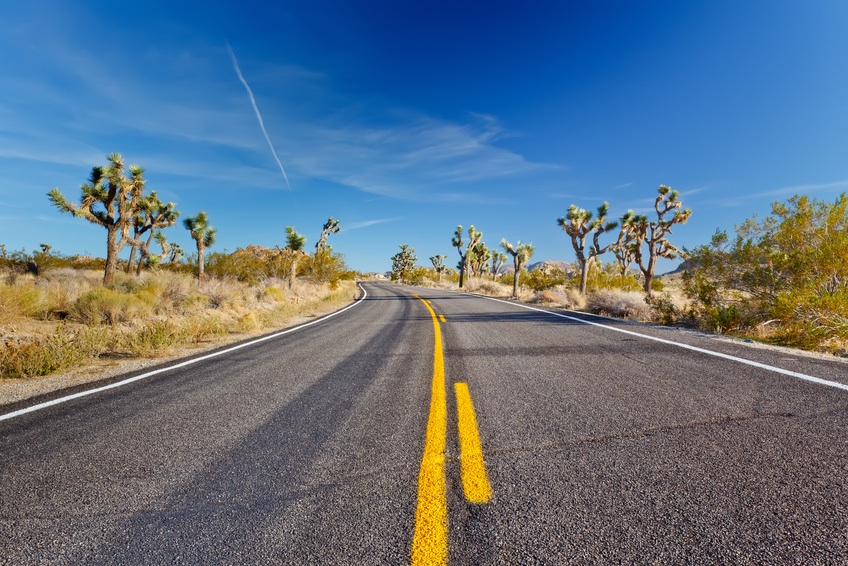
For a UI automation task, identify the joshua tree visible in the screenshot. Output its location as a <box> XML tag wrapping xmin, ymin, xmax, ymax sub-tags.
<box><xmin>430</xmin><ymin>254</ymin><xmax>447</xmax><ymax>283</ymax></box>
<box><xmin>468</xmin><ymin>241</ymin><xmax>491</xmax><ymax>279</ymax></box>
<box><xmin>48</xmin><ymin>153</ymin><xmax>148</xmax><ymax>285</ymax></box>
<box><xmin>557</xmin><ymin>201</ymin><xmax>623</xmax><ymax>295</ymax></box>
<box><xmin>184</xmin><ymin>211</ymin><xmax>216</xmax><ymax>281</ymax></box>
<box><xmin>612</xmin><ymin>210</ymin><xmax>640</xmax><ymax>277</ymax></box>
<box><xmin>284</xmin><ymin>226</ymin><xmax>307</xmax><ymax>288</ymax></box>
<box><xmin>315</xmin><ymin>216</ymin><xmax>340</xmax><ymax>252</ymax></box>
<box><xmin>501</xmin><ymin>239</ymin><xmax>534</xmax><ymax>297</ymax></box>
<box><xmin>491</xmin><ymin>251</ymin><xmax>507</xmax><ymax>280</ymax></box>
<box><xmin>627</xmin><ymin>185</ymin><xmax>692</xmax><ymax>294</ymax></box>
<box><xmin>127</xmin><ymin>191</ymin><xmax>179</xmax><ymax>275</ymax></box>
<box><xmin>168</xmin><ymin>243</ymin><xmax>184</xmax><ymax>264</ymax></box>
<box><xmin>452</xmin><ymin>224</ymin><xmax>482</xmax><ymax>288</ymax></box>
<box><xmin>391</xmin><ymin>244</ymin><xmax>417</xmax><ymax>284</ymax></box>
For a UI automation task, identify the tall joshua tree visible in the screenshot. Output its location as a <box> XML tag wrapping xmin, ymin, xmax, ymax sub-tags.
<box><xmin>452</xmin><ymin>224</ymin><xmax>482</xmax><ymax>288</ymax></box>
<box><xmin>48</xmin><ymin>153</ymin><xmax>147</xmax><ymax>285</ymax></box>
<box><xmin>184</xmin><ymin>211</ymin><xmax>216</xmax><ymax>281</ymax></box>
<box><xmin>501</xmin><ymin>239</ymin><xmax>534</xmax><ymax>297</ymax></box>
<box><xmin>627</xmin><ymin>185</ymin><xmax>692</xmax><ymax>294</ymax></box>
<box><xmin>557</xmin><ymin>201</ymin><xmax>622</xmax><ymax>295</ymax></box>
<box><xmin>127</xmin><ymin>191</ymin><xmax>179</xmax><ymax>275</ymax></box>
<box><xmin>285</xmin><ymin>225</ymin><xmax>307</xmax><ymax>288</ymax></box>
<box><xmin>430</xmin><ymin>254</ymin><xmax>447</xmax><ymax>283</ymax></box>
<box><xmin>315</xmin><ymin>216</ymin><xmax>340</xmax><ymax>252</ymax></box>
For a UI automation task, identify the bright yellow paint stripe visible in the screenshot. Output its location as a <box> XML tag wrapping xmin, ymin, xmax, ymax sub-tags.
<box><xmin>411</xmin><ymin>296</ymin><xmax>448</xmax><ymax>566</ymax></box>
<box><xmin>439</xmin><ymin>314</ymin><xmax>447</xmax><ymax>323</ymax></box>
<box><xmin>454</xmin><ymin>382</ymin><xmax>492</xmax><ymax>503</ymax></box>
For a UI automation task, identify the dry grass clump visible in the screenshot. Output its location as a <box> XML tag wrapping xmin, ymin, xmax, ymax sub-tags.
<box><xmin>586</xmin><ymin>289</ymin><xmax>654</xmax><ymax>320</ymax></box>
<box><xmin>70</xmin><ymin>287</ymin><xmax>156</xmax><ymax>324</ymax></box>
<box><xmin>0</xmin><ymin>269</ymin><xmax>357</xmax><ymax>380</ymax></box>
<box><xmin>0</xmin><ymin>324</ymin><xmax>110</xmax><ymax>380</ymax></box>
<box><xmin>464</xmin><ymin>278</ymin><xmax>513</xmax><ymax>297</ymax></box>
<box><xmin>532</xmin><ymin>288</ymin><xmax>587</xmax><ymax>310</ymax></box>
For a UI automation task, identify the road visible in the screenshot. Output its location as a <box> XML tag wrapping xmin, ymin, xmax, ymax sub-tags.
<box><xmin>1</xmin><ymin>281</ymin><xmax>847</xmax><ymax>564</ymax></box>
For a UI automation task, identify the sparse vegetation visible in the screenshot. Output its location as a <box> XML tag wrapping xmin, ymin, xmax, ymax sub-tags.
<box><xmin>0</xmin><ymin>267</ymin><xmax>357</xmax><ymax>380</ymax></box>
<box><xmin>684</xmin><ymin>193</ymin><xmax>848</xmax><ymax>352</ymax></box>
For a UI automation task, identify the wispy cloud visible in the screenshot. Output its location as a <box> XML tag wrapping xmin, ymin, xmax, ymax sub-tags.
<box><xmin>227</xmin><ymin>43</ymin><xmax>291</xmax><ymax>190</ymax></box>
<box><xmin>753</xmin><ymin>180</ymin><xmax>848</xmax><ymax>199</ymax></box>
<box><xmin>345</xmin><ymin>217</ymin><xmax>403</xmax><ymax>231</ymax></box>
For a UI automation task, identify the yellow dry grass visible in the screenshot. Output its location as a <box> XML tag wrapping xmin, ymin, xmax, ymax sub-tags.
<box><xmin>0</xmin><ymin>268</ymin><xmax>357</xmax><ymax>382</ymax></box>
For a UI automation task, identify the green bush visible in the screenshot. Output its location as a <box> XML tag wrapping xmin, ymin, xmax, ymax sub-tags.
<box><xmin>684</xmin><ymin>193</ymin><xmax>848</xmax><ymax>350</ymax></box>
<box><xmin>524</xmin><ymin>268</ymin><xmax>567</xmax><ymax>291</ymax></box>
<box><xmin>70</xmin><ymin>287</ymin><xmax>154</xmax><ymax>325</ymax></box>
<box><xmin>0</xmin><ymin>324</ymin><xmax>109</xmax><ymax>379</ymax></box>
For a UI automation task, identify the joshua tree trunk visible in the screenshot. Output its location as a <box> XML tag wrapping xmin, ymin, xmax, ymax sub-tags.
<box><xmin>512</xmin><ymin>267</ymin><xmax>519</xmax><ymax>297</ymax></box>
<box><xmin>642</xmin><ymin>256</ymin><xmax>658</xmax><ymax>294</ymax></box>
<box><xmin>104</xmin><ymin>226</ymin><xmax>120</xmax><ymax>286</ymax></box>
<box><xmin>579</xmin><ymin>258</ymin><xmax>590</xmax><ymax>295</ymax></box>
<box><xmin>197</xmin><ymin>242</ymin><xmax>206</xmax><ymax>282</ymax></box>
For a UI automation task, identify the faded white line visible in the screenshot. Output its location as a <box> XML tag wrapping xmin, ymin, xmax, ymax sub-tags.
<box><xmin>0</xmin><ymin>285</ymin><xmax>369</xmax><ymax>422</ymax></box>
<box><xmin>477</xmin><ymin>294</ymin><xmax>848</xmax><ymax>393</ymax></box>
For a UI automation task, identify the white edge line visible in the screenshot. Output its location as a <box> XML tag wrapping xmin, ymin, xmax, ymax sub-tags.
<box><xmin>0</xmin><ymin>284</ymin><xmax>369</xmax><ymax>423</ymax></box>
<box><xmin>473</xmin><ymin>293</ymin><xmax>848</xmax><ymax>393</ymax></box>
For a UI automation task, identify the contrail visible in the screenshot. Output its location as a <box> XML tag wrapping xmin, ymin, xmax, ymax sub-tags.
<box><xmin>227</xmin><ymin>43</ymin><xmax>291</xmax><ymax>190</ymax></box>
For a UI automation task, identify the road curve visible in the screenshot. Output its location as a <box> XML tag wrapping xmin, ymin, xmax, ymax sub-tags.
<box><xmin>1</xmin><ymin>281</ymin><xmax>847</xmax><ymax>564</ymax></box>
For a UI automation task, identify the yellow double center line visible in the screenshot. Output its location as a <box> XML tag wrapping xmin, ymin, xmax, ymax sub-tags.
<box><xmin>410</xmin><ymin>294</ymin><xmax>490</xmax><ymax>565</ymax></box>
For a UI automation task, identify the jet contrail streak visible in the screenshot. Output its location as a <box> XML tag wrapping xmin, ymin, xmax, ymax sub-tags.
<box><xmin>227</xmin><ymin>43</ymin><xmax>291</xmax><ymax>190</ymax></box>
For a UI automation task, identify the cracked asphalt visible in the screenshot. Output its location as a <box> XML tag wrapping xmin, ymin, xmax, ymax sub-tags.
<box><xmin>1</xmin><ymin>282</ymin><xmax>847</xmax><ymax>564</ymax></box>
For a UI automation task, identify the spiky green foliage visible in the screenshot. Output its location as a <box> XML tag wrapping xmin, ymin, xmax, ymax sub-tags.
<box><xmin>284</xmin><ymin>226</ymin><xmax>308</xmax><ymax>288</ymax></box>
<box><xmin>47</xmin><ymin>153</ymin><xmax>149</xmax><ymax>285</ymax></box>
<box><xmin>391</xmin><ymin>244</ymin><xmax>417</xmax><ymax>284</ymax></box>
<box><xmin>127</xmin><ymin>191</ymin><xmax>179</xmax><ymax>275</ymax></box>
<box><xmin>625</xmin><ymin>185</ymin><xmax>692</xmax><ymax>294</ymax></box>
<box><xmin>557</xmin><ymin>201</ymin><xmax>621</xmax><ymax>295</ymax></box>
<box><xmin>286</xmin><ymin>226</ymin><xmax>307</xmax><ymax>251</ymax></box>
<box><xmin>452</xmin><ymin>225</ymin><xmax>482</xmax><ymax>288</ymax></box>
<box><xmin>430</xmin><ymin>254</ymin><xmax>447</xmax><ymax>282</ymax></box>
<box><xmin>315</xmin><ymin>216</ymin><xmax>340</xmax><ymax>251</ymax></box>
<box><xmin>490</xmin><ymin>251</ymin><xmax>507</xmax><ymax>280</ymax></box>
<box><xmin>501</xmin><ymin>239</ymin><xmax>534</xmax><ymax>297</ymax></box>
<box><xmin>468</xmin><ymin>241</ymin><xmax>491</xmax><ymax>278</ymax></box>
<box><xmin>183</xmin><ymin>211</ymin><xmax>216</xmax><ymax>281</ymax></box>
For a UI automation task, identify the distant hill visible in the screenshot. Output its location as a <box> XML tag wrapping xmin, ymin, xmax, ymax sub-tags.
<box><xmin>498</xmin><ymin>259</ymin><xmax>575</xmax><ymax>275</ymax></box>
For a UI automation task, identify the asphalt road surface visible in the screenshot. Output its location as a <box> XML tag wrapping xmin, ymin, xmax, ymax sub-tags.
<box><xmin>2</xmin><ymin>281</ymin><xmax>847</xmax><ymax>564</ymax></box>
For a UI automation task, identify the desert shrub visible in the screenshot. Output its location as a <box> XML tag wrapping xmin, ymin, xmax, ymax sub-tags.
<box><xmin>200</xmin><ymin>278</ymin><xmax>246</xmax><ymax>310</ymax></box>
<box><xmin>302</xmin><ymin>250</ymin><xmax>352</xmax><ymax>288</ymax></box>
<box><xmin>585</xmin><ymin>261</ymin><xmax>642</xmax><ymax>292</ymax></box>
<box><xmin>117</xmin><ymin>319</ymin><xmax>182</xmax><ymax>356</ymax></box>
<box><xmin>0</xmin><ymin>281</ymin><xmax>45</xmax><ymax>322</ymax></box>
<box><xmin>0</xmin><ymin>324</ymin><xmax>109</xmax><ymax>379</ymax></box>
<box><xmin>644</xmin><ymin>292</ymin><xmax>684</xmax><ymax>326</ymax></box>
<box><xmin>525</xmin><ymin>268</ymin><xmax>567</xmax><ymax>292</ymax></box>
<box><xmin>465</xmin><ymin>278</ymin><xmax>511</xmax><ymax>297</ymax></box>
<box><xmin>262</xmin><ymin>286</ymin><xmax>286</xmax><ymax>303</ymax></box>
<box><xmin>685</xmin><ymin>194</ymin><xmax>848</xmax><ymax>349</ymax></box>
<box><xmin>70</xmin><ymin>287</ymin><xmax>154</xmax><ymax>325</ymax></box>
<box><xmin>587</xmin><ymin>289</ymin><xmax>653</xmax><ymax>320</ymax></box>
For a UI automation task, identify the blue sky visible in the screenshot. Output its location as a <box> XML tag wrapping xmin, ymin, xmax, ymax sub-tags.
<box><xmin>1</xmin><ymin>1</ymin><xmax>847</xmax><ymax>274</ymax></box>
